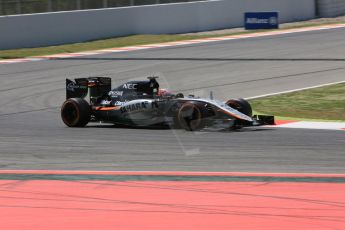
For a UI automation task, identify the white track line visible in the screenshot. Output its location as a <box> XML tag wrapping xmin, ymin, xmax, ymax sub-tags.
<box><xmin>269</xmin><ymin>121</ymin><xmax>345</xmax><ymax>130</ymax></box>
<box><xmin>246</xmin><ymin>80</ymin><xmax>345</xmax><ymax>100</ymax></box>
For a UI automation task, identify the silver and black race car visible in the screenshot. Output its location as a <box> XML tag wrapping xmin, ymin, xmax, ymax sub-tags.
<box><xmin>61</xmin><ymin>76</ymin><xmax>274</xmax><ymax>131</ymax></box>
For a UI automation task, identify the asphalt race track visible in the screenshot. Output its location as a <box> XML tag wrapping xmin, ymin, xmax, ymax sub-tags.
<box><xmin>0</xmin><ymin>28</ymin><xmax>344</xmax><ymax>173</ymax></box>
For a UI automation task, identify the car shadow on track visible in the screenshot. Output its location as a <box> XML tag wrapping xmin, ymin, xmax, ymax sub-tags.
<box><xmin>82</xmin><ymin>124</ymin><xmax>276</xmax><ymax>133</ymax></box>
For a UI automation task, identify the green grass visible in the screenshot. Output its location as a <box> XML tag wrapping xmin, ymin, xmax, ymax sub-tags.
<box><xmin>249</xmin><ymin>83</ymin><xmax>345</xmax><ymax>121</ymax></box>
<box><xmin>1</xmin><ymin>21</ymin><xmax>343</xmax><ymax>59</ymax></box>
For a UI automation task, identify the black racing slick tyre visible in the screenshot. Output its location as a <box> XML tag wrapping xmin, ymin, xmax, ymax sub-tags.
<box><xmin>226</xmin><ymin>98</ymin><xmax>253</xmax><ymax>117</ymax></box>
<box><xmin>61</xmin><ymin>98</ymin><xmax>91</xmax><ymax>127</ymax></box>
<box><xmin>177</xmin><ymin>102</ymin><xmax>207</xmax><ymax>131</ymax></box>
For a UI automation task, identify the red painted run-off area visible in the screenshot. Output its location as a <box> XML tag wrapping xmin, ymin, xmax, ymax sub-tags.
<box><xmin>1</xmin><ymin>180</ymin><xmax>345</xmax><ymax>230</ymax></box>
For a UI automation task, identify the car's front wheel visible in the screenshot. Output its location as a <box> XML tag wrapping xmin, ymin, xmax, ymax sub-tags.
<box><xmin>226</xmin><ymin>98</ymin><xmax>252</xmax><ymax>117</ymax></box>
<box><xmin>61</xmin><ymin>98</ymin><xmax>91</xmax><ymax>127</ymax></box>
<box><xmin>226</xmin><ymin>98</ymin><xmax>253</xmax><ymax>129</ymax></box>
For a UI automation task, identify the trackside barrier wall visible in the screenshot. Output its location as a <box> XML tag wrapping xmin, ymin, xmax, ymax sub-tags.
<box><xmin>317</xmin><ymin>0</ymin><xmax>345</xmax><ymax>17</ymax></box>
<box><xmin>0</xmin><ymin>0</ymin><xmax>315</xmax><ymax>50</ymax></box>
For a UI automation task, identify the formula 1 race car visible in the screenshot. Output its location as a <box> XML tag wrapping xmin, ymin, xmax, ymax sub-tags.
<box><xmin>61</xmin><ymin>76</ymin><xmax>274</xmax><ymax>131</ymax></box>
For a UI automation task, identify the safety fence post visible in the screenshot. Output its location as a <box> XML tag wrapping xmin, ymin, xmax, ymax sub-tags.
<box><xmin>16</xmin><ymin>0</ymin><xmax>21</xmax><ymax>14</ymax></box>
<box><xmin>76</xmin><ymin>0</ymin><xmax>81</xmax><ymax>10</ymax></box>
<box><xmin>47</xmin><ymin>0</ymin><xmax>52</xmax><ymax>12</ymax></box>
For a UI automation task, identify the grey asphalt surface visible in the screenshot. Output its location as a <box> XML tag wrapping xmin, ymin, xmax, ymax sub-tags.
<box><xmin>0</xmin><ymin>28</ymin><xmax>344</xmax><ymax>173</ymax></box>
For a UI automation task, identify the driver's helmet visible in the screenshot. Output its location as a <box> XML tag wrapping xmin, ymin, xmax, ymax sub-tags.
<box><xmin>158</xmin><ymin>88</ymin><xmax>174</xmax><ymax>97</ymax></box>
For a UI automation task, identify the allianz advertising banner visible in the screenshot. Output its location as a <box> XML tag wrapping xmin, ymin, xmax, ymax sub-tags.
<box><xmin>245</xmin><ymin>12</ymin><xmax>279</xmax><ymax>30</ymax></box>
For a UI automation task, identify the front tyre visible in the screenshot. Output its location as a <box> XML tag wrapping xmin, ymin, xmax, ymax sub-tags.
<box><xmin>226</xmin><ymin>98</ymin><xmax>252</xmax><ymax>117</ymax></box>
<box><xmin>226</xmin><ymin>98</ymin><xmax>253</xmax><ymax>130</ymax></box>
<box><xmin>61</xmin><ymin>98</ymin><xmax>91</xmax><ymax>127</ymax></box>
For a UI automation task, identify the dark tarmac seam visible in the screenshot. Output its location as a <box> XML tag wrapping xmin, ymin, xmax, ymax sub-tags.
<box><xmin>1</xmin><ymin>174</ymin><xmax>345</xmax><ymax>183</ymax></box>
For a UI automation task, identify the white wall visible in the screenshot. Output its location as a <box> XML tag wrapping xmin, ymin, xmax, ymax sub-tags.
<box><xmin>317</xmin><ymin>0</ymin><xmax>345</xmax><ymax>17</ymax></box>
<box><xmin>0</xmin><ymin>0</ymin><xmax>315</xmax><ymax>50</ymax></box>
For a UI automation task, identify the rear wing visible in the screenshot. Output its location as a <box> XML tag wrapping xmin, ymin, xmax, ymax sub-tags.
<box><xmin>66</xmin><ymin>78</ymin><xmax>88</xmax><ymax>99</ymax></box>
<box><xmin>66</xmin><ymin>77</ymin><xmax>112</xmax><ymax>104</ymax></box>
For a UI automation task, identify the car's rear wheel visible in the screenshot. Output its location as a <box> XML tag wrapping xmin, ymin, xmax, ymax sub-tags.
<box><xmin>226</xmin><ymin>98</ymin><xmax>252</xmax><ymax>117</ymax></box>
<box><xmin>177</xmin><ymin>102</ymin><xmax>207</xmax><ymax>131</ymax></box>
<box><xmin>61</xmin><ymin>98</ymin><xmax>91</xmax><ymax>127</ymax></box>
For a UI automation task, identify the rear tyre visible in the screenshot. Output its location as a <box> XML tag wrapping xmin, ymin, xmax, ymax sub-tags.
<box><xmin>177</xmin><ymin>102</ymin><xmax>207</xmax><ymax>131</ymax></box>
<box><xmin>61</xmin><ymin>98</ymin><xmax>91</xmax><ymax>127</ymax></box>
<box><xmin>226</xmin><ymin>98</ymin><xmax>252</xmax><ymax>117</ymax></box>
